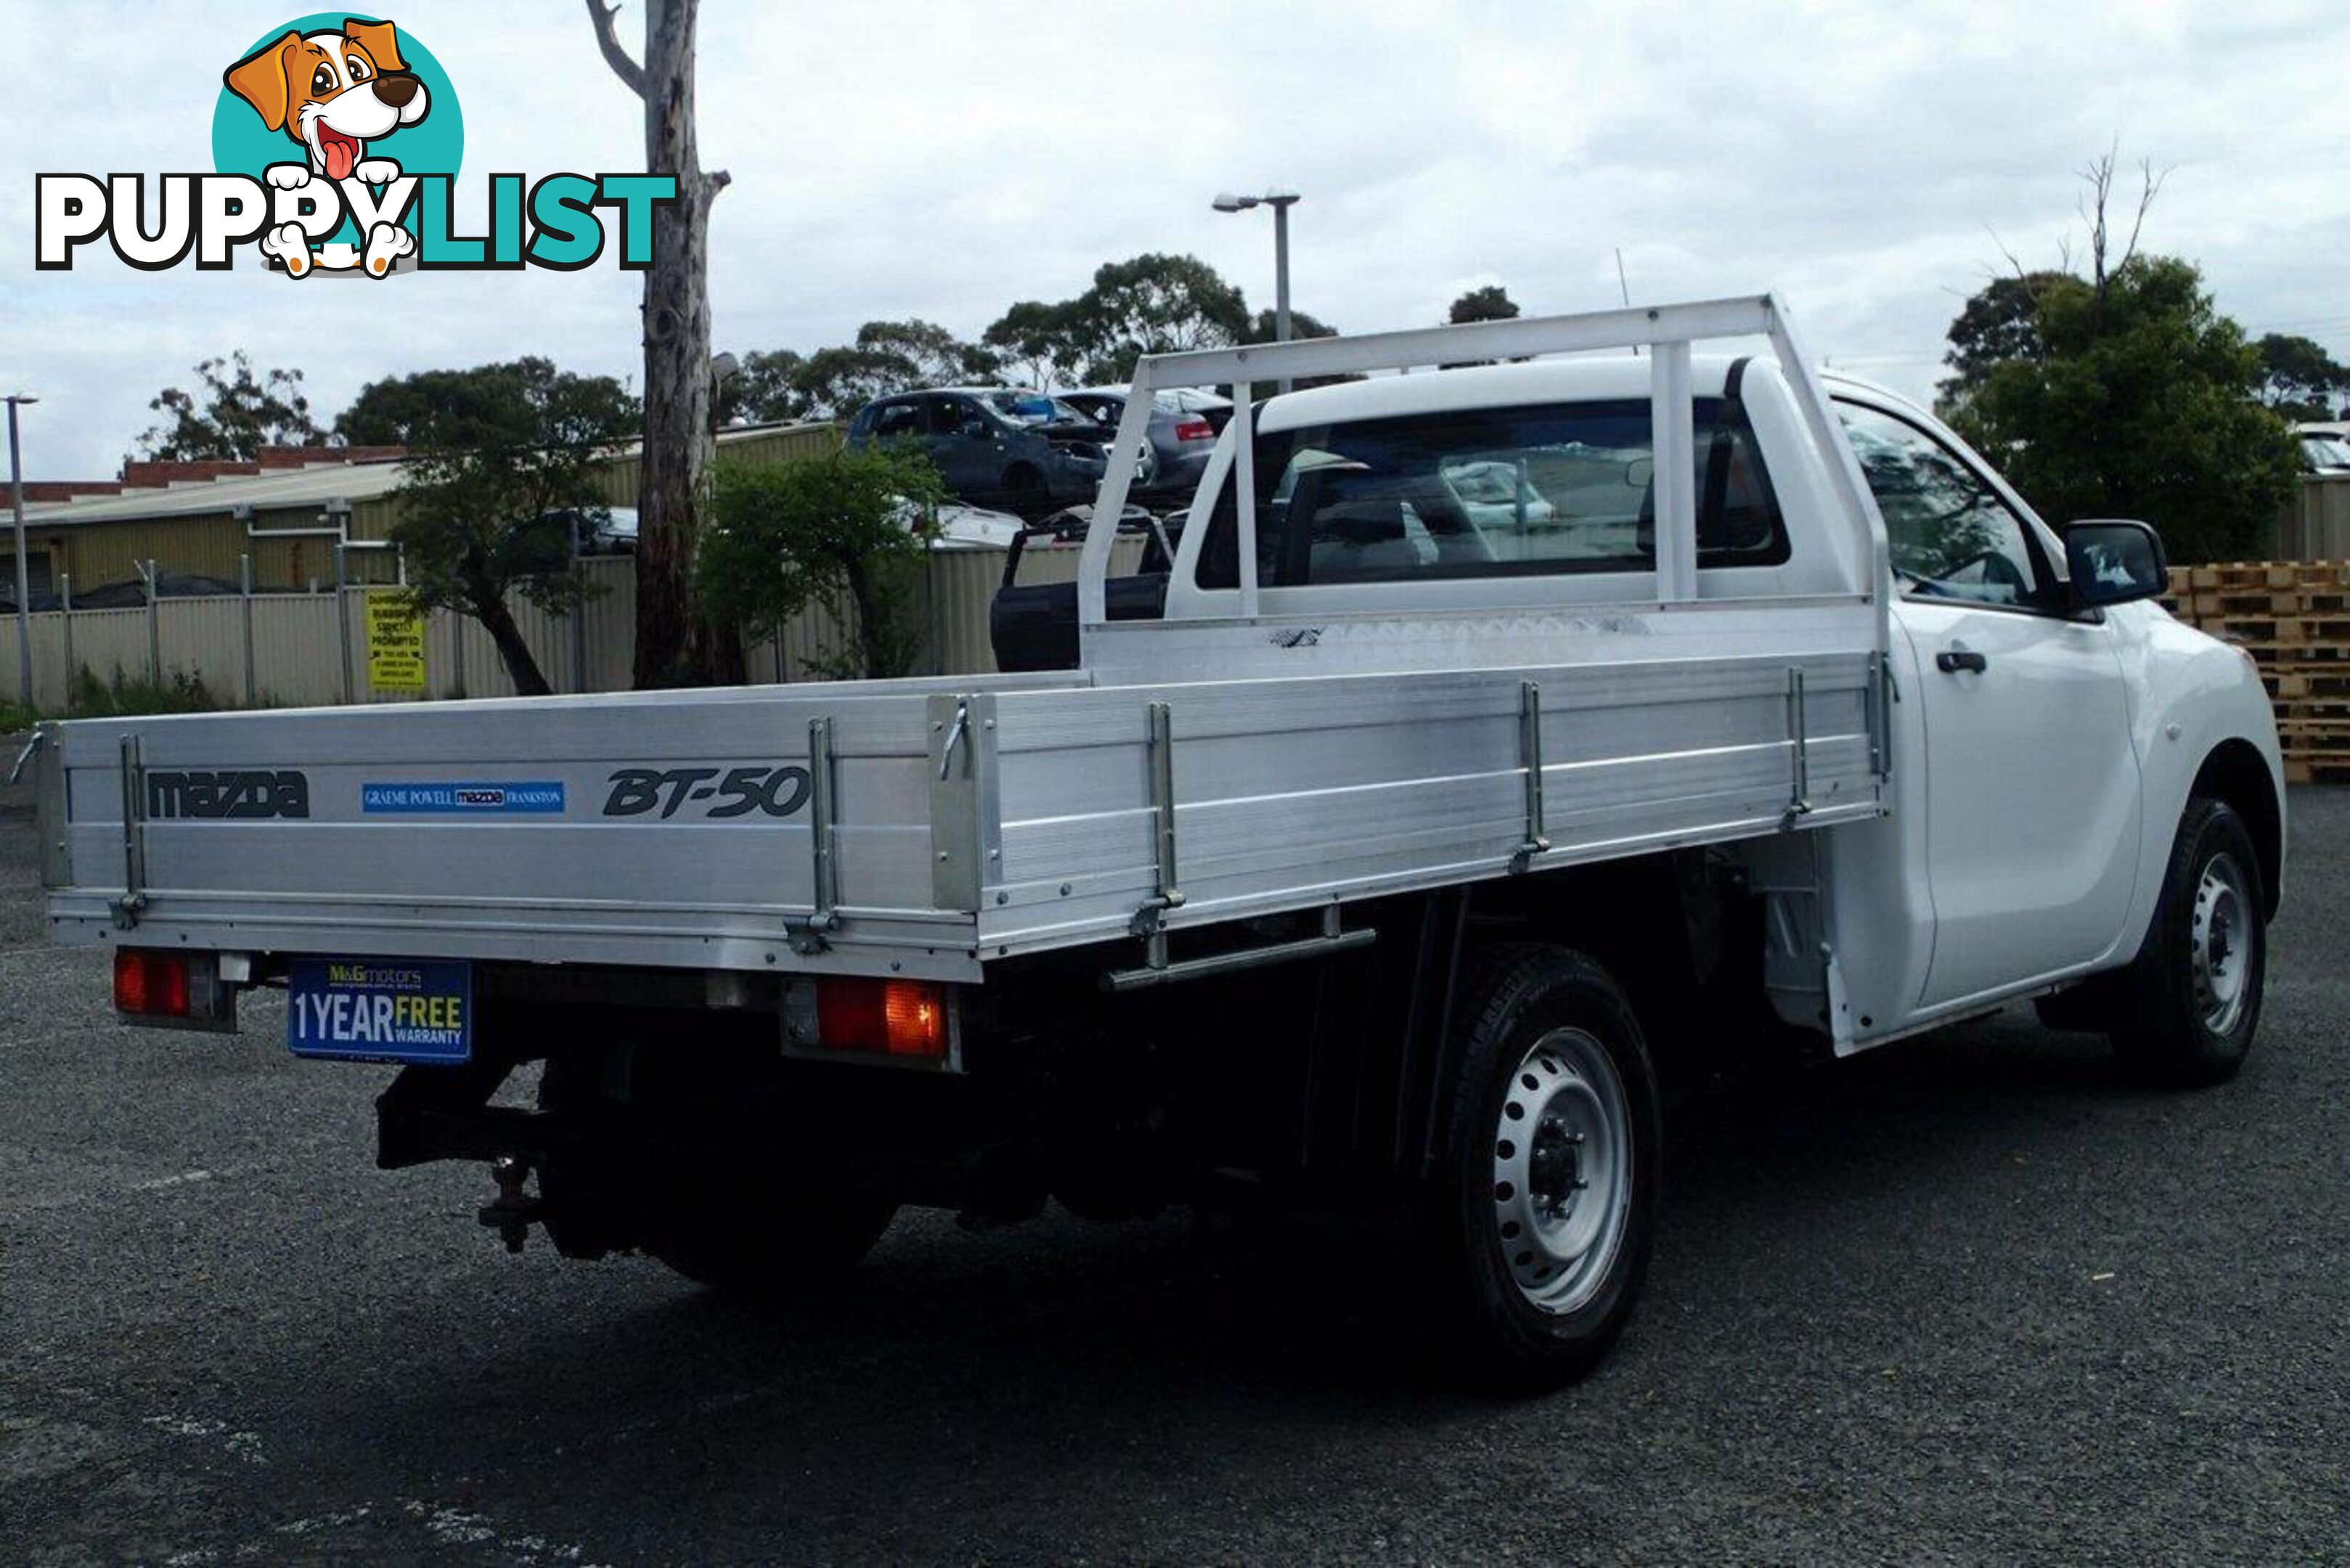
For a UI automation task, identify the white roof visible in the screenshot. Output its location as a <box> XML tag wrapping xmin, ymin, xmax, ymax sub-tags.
<box><xmin>25</xmin><ymin>460</ymin><xmax>409</xmax><ymax>525</ymax></box>
<box><xmin>1233</xmin><ymin>354</ymin><xmax>1944</xmax><ymax>435</ymax></box>
<box><xmin>1255</xmin><ymin>354</ymin><xmax>1748</xmax><ymax>431</ymax></box>
<box><xmin>24</xmin><ymin>422</ymin><xmax>831</xmax><ymax>528</ymax></box>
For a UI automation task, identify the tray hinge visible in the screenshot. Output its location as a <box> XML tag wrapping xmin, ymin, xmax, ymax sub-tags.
<box><xmin>111</xmin><ymin>734</ymin><xmax>149</xmax><ymax>929</ymax></box>
<box><xmin>787</xmin><ymin>714</ymin><xmax>841</xmax><ymax>955</ymax></box>
<box><xmin>1782</xmin><ymin>665</ymin><xmax>1814</xmax><ymax>828</ymax></box>
<box><xmin>1129</xmin><ymin>700</ymin><xmax>1186</xmax><ymax>969</ymax></box>
<box><xmin>1511</xmin><ymin>679</ymin><xmax>1551</xmax><ymax>873</ymax></box>
<box><xmin>1867</xmin><ymin>650</ymin><xmax>1897</xmax><ymax>782</ymax></box>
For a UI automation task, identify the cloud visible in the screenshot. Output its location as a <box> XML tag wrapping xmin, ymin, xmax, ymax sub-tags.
<box><xmin>1</xmin><ymin>0</ymin><xmax>2343</xmax><ymax>478</ymax></box>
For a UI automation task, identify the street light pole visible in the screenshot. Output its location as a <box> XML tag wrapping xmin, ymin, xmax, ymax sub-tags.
<box><xmin>5</xmin><ymin>394</ymin><xmax>37</xmax><ymax>711</ymax></box>
<box><xmin>1212</xmin><ymin>188</ymin><xmax>1302</xmax><ymax>393</ymax></box>
<box><xmin>1271</xmin><ymin>198</ymin><xmax>1293</xmax><ymax>352</ymax></box>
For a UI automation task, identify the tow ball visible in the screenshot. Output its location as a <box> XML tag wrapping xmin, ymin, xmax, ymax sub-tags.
<box><xmin>478</xmin><ymin>1156</ymin><xmax>544</xmax><ymax>1254</ymax></box>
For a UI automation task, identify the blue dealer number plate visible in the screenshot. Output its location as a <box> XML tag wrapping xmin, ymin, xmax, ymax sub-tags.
<box><xmin>287</xmin><ymin>958</ymin><xmax>473</xmax><ymax>1065</ymax></box>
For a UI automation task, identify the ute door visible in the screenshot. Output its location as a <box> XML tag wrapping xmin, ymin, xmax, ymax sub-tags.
<box><xmin>926</xmin><ymin>395</ymin><xmax>1000</xmax><ymax>501</ymax></box>
<box><xmin>1839</xmin><ymin>399</ymin><xmax>2142</xmax><ymax>1010</ymax></box>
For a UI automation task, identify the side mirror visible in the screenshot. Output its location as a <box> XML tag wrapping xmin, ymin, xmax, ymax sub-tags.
<box><xmin>2065</xmin><ymin>519</ymin><xmax>2168</xmax><ymax>611</ymax></box>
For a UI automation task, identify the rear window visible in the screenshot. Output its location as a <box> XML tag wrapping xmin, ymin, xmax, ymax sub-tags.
<box><xmin>1195</xmin><ymin>396</ymin><xmax>1787</xmax><ymax>590</ymax></box>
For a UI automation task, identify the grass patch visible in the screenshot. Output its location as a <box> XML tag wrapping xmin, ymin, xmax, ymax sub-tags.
<box><xmin>68</xmin><ymin>666</ymin><xmax>227</xmax><ymax>718</ymax></box>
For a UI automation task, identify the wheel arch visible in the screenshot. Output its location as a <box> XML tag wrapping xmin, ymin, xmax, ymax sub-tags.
<box><xmin>999</xmin><ymin>460</ymin><xmax>1048</xmax><ymax>514</ymax></box>
<box><xmin>1468</xmin><ymin>852</ymin><xmax>1713</xmax><ymax>1079</ymax></box>
<box><xmin>2191</xmin><ymin>738</ymin><xmax>2283</xmax><ymax>919</ymax></box>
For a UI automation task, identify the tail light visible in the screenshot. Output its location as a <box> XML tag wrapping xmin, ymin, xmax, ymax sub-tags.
<box><xmin>113</xmin><ymin>949</ymin><xmax>237</xmax><ymax>1031</ymax></box>
<box><xmin>112</xmin><ymin>950</ymin><xmax>243</xmax><ymax>1034</ymax></box>
<box><xmin>115</xmin><ymin>949</ymin><xmax>187</xmax><ymax>1016</ymax></box>
<box><xmin>791</xmin><ymin>977</ymin><xmax>956</xmax><ymax>1065</ymax></box>
<box><xmin>1173</xmin><ymin>417</ymin><xmax>1216</xmax><ymax>443</ymax></box>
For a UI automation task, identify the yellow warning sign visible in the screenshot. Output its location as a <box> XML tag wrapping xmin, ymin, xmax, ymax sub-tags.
<box><xmin>365</xmin><ymin>592</ymin><xmax>428</xmax><ymax>693</ymax></box>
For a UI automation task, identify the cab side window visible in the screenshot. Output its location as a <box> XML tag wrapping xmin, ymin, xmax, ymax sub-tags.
<box><xmin>1835</xmin><ymin>402</ymin><xmax>2053</xmax><ymax>609</ymax></box>
<box><xmin>930</xmin><ymin>397</ymin><xmax>985</xmax><ymax>438</ymax></box>
<box><xmin>868</xmin><ymin>400</ymin><xmax>923</xmax><ymax>441</ymax></box>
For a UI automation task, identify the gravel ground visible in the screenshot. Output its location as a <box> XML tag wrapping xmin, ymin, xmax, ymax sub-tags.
<box><xmin>4</xmin><ymin>771</ymin><xmax>2346</xmax><ymax>1564</ymax></box>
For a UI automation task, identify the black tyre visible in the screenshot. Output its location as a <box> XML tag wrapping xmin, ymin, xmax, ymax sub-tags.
<box><xmin>2108</xmin><ymin>797</ymin><xmax>2267</xmax><ymax>1088</ymax></box>
<box><xmin>642</xmin><ymin>1175</ymin><xmax>897</xmax><ymax>1299</ymax></box>
<box><xmin>1425</xmin><ymin>943</ymin><xmax>1661</xmax><ymax>1389</ymax></box>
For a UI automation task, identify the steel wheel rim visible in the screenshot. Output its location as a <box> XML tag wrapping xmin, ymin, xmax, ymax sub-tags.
<box><xmin>1490</xmin><ymin>1026</ymin><xmax>1633</xmax><ymax>1315</ymax></box>
<box><xmin>2192</xmin><ymin>850</ymin><xmax>2253</xmax><ymax>1035</ymax></box>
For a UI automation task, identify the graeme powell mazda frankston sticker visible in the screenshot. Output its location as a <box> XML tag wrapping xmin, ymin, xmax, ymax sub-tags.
<box><xmin>361</xmin><ymin>781</ymin><xmax>566</xmax><ymax>814</ymax></box>
<box><xmin>287</xmin><ymin>958</ymin><xmax>472</xmax><ymax>1065</ymax></box>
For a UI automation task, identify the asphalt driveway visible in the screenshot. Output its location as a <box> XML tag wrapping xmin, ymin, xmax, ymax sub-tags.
<box><xmin>4</xmin><ymin>780</ymin><xmax>2345</xmax><ymax>1562</ymax></box>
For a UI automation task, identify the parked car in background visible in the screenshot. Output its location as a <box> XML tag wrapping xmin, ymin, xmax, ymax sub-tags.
<box><xmin>542</xmin><ymin>494</ymin><xmax>1021</xmax><ymax>564</ymax></box>
<box><xmin>524</xmin><ymin>505</ymin><xmax>637</xmax><ymax>555</ymax></box>
<box><xmin>1440</xmin><ymin>457</ymin><xmax>1564</xmax><ymax>532</ymax></box>
<box><xmin>2298</xmin><ymin>422</ymin><xmax>2350</xmax><ymax>472</ymax></box>
<box><xmin>588</xmin><ymin>506</ymin><xmax>637</xmax><ymax>552</ymax></box>
<box><xmin>847</xmin><ymin>388</ymin><xmax>1112</xmax><ymax>516</ymax></box>
<box><xmin>3</xmin><ymin>571</ymin><xmax>241</xmax><ymax>613</ymax></box>
<box><xmin>498</xmin><ymin>507</ymin><xmax>637</xmax><ymax>589</ymax></box>
<box><xmin>1061</xmin><ymin>387</ymin><xmax>1233</xmax><ymax>497</ymax></box>
<box><xmin>890</xmin><ymin>495</ymin><xmax>1030</xmax><ymax>550</ymax></box>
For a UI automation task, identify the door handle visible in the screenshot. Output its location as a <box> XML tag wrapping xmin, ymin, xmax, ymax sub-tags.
<box><xmin>1935</xmin><ymin>649</ymin><xmax>1988</xmax><ymax>674</ymax></box>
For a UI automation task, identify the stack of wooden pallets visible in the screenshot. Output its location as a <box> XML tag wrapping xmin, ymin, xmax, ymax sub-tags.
<box><xmin>2161</xmin><ymin>561</ymin><xmax>2350</xmax><ymax>784</ymax></box>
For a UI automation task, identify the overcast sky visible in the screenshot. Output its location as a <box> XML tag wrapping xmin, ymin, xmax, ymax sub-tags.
<box><xmin>4</xmin><ymin>0</ymin><xmax>2346</xmax><ymax>480</ymax></box>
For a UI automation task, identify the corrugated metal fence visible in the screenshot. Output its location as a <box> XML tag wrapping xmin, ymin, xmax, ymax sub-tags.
<box><xmin>2274</xmin><ymin>474</ymin><xmax>2350</xmax><ymax>562</ymax></box>
<box><xmin>0</xmin><ymin>539</ymin><xmax>1140</xmax><ymax>713</ymax></box>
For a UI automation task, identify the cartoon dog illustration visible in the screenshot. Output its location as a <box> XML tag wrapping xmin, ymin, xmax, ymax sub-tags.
<box><xmin>224</xmin><ymin>18</ymin><xmax>428</xmax><ymax>277</ymax></box>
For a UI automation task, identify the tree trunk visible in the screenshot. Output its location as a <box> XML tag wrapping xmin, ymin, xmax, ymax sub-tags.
<box><xmin>632</xmin><ymin>0</ymin><xmax>717</xmax><ymax>687</ymax></box>
<box><xmin>842</xmin><ymin>557</ymin><xmax>884</xmax><ymax>680</ymax></box>
<box><xmin>589</xmin><ymin>0</ymin><xmax>741</xmax><ymax>690</ymax></box>
<box><xmin>473</xmin><ymin>587</ymin><xmax>553</xmax><ymax>697</ymax></box>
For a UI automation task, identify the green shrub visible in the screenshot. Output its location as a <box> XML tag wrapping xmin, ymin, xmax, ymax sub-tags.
<box><xmin>68</xmin><ymin>666</ymin><xmax>225</xmax><ymax>718</ymax></box>
<box><xmin>696</xmin><ymin>445</ymin><xmax>947</xmax><ymax>680</ymax></box>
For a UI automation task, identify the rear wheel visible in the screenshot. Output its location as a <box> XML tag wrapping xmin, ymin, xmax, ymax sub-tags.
<box><xmin>2108</xmin><ymin>797</ymin><xmax>2267</xmax><ymax>1087</ymax></box>
<box><xmin>1425</xmin><ymin>944</ymin><xmax>1660</xmax><ymax>1388</ymax></box>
